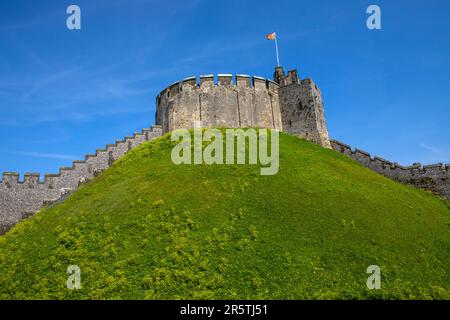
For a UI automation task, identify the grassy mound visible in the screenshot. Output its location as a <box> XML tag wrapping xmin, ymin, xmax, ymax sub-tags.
<box><xmin>0</xmin><ymin>130</ymin><xmax>449</xmax><ymax>299</ymax></box>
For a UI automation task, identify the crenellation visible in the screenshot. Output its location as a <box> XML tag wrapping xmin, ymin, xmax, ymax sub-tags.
<box><xmin>23</xmin><ymin>173</ymin><xmax>40</xmax><ymax>188</ymax></box>
<box><xmin>2</xmin><ymin>58</ymin><xmax>449</xmax><ymax>239</ymax></box>
<box><xmin>420</xmin><ymin>164</ymin><xmax>447</xmax><ymax>180</ymax></box>
<box><xmin>142</xmin><ymin>128</ymin><xmax>156</xmax><ymax>141</ymax></box>
<box><xmin>2</xmin><ymin>172</ymin><xmax>20</xmax><ymax>188</ymax></box>
<box><xmin>330</xmin><ymin>140</ymin><xmax>352</xmax><ymax>155</ymax></box>
<box><xmin>112</xmin><ymin>140</ymin><xmax>129</xmax><ymax>161</ymax></box>
<box><xmin>95</xmin><ymin>148</ymin><xmax>108</xmax><ymax>156</ymax></box>
<box><xmin>331</xmin><ymin>139</ymin><xmax>450</xmax><ymax>199</ymax></box>
<box><xmin>350</xmin><ymin>149</ymin><xmax>373</xmax><ymax>167</ymax></box>
<box><xmin>43</xmin><ymin>174</ymin><xmax>59</xmax><ymax>189</ymax></box>
<box><xmin>373</xmin><ymin>156</ymin><xmax>392</xmax><ymax>166</ymax></box>
<box><xmin>168</xmin><ymin>81</ymin><xmax>181</xmax><ymax>98</ymax></box>
<box><xmin>404</xmin><ymin>163</ymin><xmax>421</xmax><ymax>170</ymax></box>
<box><xmin>236</xmin><ymin>74</ymin><xmax>251</xmax><ymax>88</ymax></box>
<box><xmin>276</xmin><ymin>69</ymin><xmax>331</xmax><ymax>148</ymax></box>
<box><xmin>287</xmin><ymin>70</ymin><xmax>300</xmax><ymax>84</ymax></box>
<box><xmin>156</xmin><ymin>73</ymin><xmax>287</xmax><ymax>132</ymax></box>
<box><xmin>129</xmin><ymin>133</ymin><xmax>146</xmax><ymax>148</ymax></box>
<box><xmin>252</xmin><ymin>76</ymin><xmax>266</xmax><ymax>90</ymax></box>
<box><xmin>158</xmin><ymin>87</ymin><xmax>168</xmax><ymax>99</ymax></box>
<box><xmin>87</xmin><ymin>149</ymin><xmax>109</xmax><ymax>172</ymax></box>
<box><xmin>409</xmin><ymin>167</ymin><xmax>422</xmax><ymax>177</ymax></box>
<box><xmin>182</xmin><ymin>76</ymin><xmax>197</xmax><ymax>88</ymax></box>
<box><xmin>218</xmin><ymin>74</ymin><xmax>233</xmax><ymax>86</ymax></box>
<box><xmin>0</xmin><ymin>126</ymin><xmax>163</xmax><ymax>235</ymax></box>
<box><xmin>392</xmin><ymin>162</ymin><xmax>406</xmax><ymax>170</ymax></box>
<box><xmin>57</xmin><ymin>167</ymin><xmax>82</xmax><ymax>190</ymax></box>
<box><xmin>300</xmin><ymin>78</ymin><xmax>313</xmax><ymax>86</ymax></box>
<box><xmin>156</xmin><ymin>74</ymin><xmax>285</xmax><ymax>104</ymax></box>
<box><xmin>423</xmin><ymin>163</ymin><xmax>445</xmax><ymax>170</ymax></box>
<box><xmin>266</xmin><ymin>79</ymin><xmax>279</xmax><ymax>91</ymax></box>
<box><xmin>353</xmin><ymin>148</ymin><xmax>370</xmax><ymax>156</ymax></box>
<box><xmin>199</xmin><ymin>75</ymin><xmax>214</xmax><ymax>88</ymax></box>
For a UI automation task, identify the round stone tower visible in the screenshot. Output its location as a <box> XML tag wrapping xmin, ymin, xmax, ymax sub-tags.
<box><xmin>155</xmin><ymin>67</ymin><xmax>331</xmax><ymax>148</ymax></box>
<box><xmin>155</xmin><ymin>74</ymin><xmax>283</xmax><ymax>133</ymax></box>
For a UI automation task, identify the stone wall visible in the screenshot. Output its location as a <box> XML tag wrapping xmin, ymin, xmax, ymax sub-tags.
<box><xmin>0</xmin><ymin>126</ymin><xmax>163</xmax><ymax>235</ymax></box>
<box><xmin>4</xmin><ymin>64</ymin><xmax>446</xmax><ymax>236</ymax></box>
<box><xmin>274</xmin><ymin>67</ymin><xmax>331</xmax><ymax>148</ymax></box>
<box><xmin>330</xmin><ymin>139</ymin><xmax>450</xmax><ymax>199</ymax></box>
<box><xmin>155</xmin><ymin>74</ymin><xmax>283</xmax><ymax>133</ymax></box>
<box><xmin>155</xmin><ymin>68</ymin><xmax>331</xmax><ymax>149</ymax></box>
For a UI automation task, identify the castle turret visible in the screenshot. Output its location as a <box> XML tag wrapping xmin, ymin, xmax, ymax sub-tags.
<box><xmin>274</xmin><ymin>66</ymin><xmax>331</xmax><ymax>148</ymax></box>
<box><xmin>155</xmin><ymin>74</ymin><xmax>283</xmax><ymax>133</ymax></box>
<box><xmin>155</xmin><ymin>66</ymin><xmax>331</xmax><ymax>148</ymax></box>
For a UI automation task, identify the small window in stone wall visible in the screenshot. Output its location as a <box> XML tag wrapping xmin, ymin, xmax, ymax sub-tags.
<box><xmin>289</xmin><ymin>120</ymin><xmax>292</xmax><ymax>127</ymax></box>
<box><xmin>298</xmin><ymin>101</ymin><xmax>303</xmax><ymax>111</ymax></box>
<box><xmin>167</xmin><ymin>91</ymin><xmax>170</xmax><ymax>98</ymax></box>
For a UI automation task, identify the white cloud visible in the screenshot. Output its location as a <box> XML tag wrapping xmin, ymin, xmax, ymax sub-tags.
<box><xmin>419</xmin><ymin>142</ymin><xmax>440</xmax><ymax>154</ymax></box>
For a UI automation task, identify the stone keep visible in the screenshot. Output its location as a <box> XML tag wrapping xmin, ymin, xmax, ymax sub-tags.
<box><xmin>1</xmin><ymin>64</ymin><xmax>448</xmax><ymax>236</ymax></box>
<box><xmin>155</xmin><ymin>66</ymin><xmax>332</xmax><ymax>148</ymax></box>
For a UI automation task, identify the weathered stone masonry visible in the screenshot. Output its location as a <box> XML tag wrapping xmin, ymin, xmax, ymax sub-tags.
<box><xmin>155</xmin><ymin>68</ymin><xmax>331</xmax><ymax>148</ymax></box>
<box><xmin>1</xmin><ymin>65</ymin><xmax>449</xmax><ymax>235</ymax></box>
<box><xmin>274</xmin><ymin>67</ymin><xmax>331</xmax><ymax>148</ymax></box>
<box><xmin>330</xmin><ymin>139</ymin><xmax>450</xmax><ymax>199</ymax></box>
<box><xmin>0</xmin><ymin>126</ymin><xmax>163</xmax><ymax>235</ymax></box>
<box><xmin>155</xmin><ymin>66</ymin><xmax>449</xmax><ymax>199</ymax></box>
<box><xmin>156</xmin><ymin>74</ymin><xmax>283</xmax><ymax>134</ymax></box>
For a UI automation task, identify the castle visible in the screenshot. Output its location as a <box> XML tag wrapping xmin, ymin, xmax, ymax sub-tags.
<box><xmin>0</xmin><ymin>66</ymin><xmax>449</xmax><ymax>235</ymax></box>
<box><xmin>155</xmin><ymin>67</ymin><xmax>331</xmax><ymax>148</ymax></box>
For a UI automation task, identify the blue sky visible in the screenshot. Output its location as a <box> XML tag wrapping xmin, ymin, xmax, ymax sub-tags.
<box><xmin>0</xmin><ymin>0</ymin><xmax>449</xmax><ymax>177</ymax></box>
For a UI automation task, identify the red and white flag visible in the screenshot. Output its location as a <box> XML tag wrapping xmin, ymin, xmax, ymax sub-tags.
<box><xmin>266</xmin><ymin>32</ymin><xmax>276</xmax><ymax>40</ymax></box>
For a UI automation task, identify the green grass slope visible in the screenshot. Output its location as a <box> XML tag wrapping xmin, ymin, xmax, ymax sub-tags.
<box><xmin>0</xmin><ymin>130</ymin><xmax>449</xmax><ymax>299</ymax></box>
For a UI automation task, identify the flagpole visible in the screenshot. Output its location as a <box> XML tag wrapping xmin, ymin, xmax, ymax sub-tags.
<box><xmin>275</xmin><ymin>36</ymin><xmax>280</xmax><ymax>67</ymax></box>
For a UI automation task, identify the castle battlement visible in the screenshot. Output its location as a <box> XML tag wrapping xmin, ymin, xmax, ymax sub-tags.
<box><xmin>156</xmin><ymin>72</ymin><xmax>288</xmax><ymax>135</ymax></box>
<box><xmin>1</xmin><ymin>64</ymin><xmax>449</xmax><ymax>236</ymax></box>
<box><xmin>0</xmin><ymin>125</ymin><xmax>163</xmax><ymax>235</ymax></box>
<box><xmin>157</xmin><ymin>74</ymin><xmax>281</xmax><ymax>102</ymax></box>
<box><xmin>330</xmin><ymin>139</ymin><xmax>450</xmax><ymax>198</ymax></box>
<box><xmin>155</xmin><ymin>67</ymin><xmax>331</xmax><ymax>148</ymax></box>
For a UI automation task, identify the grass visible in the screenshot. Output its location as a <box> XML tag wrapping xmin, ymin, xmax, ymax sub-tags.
<box><xmin>0</xmin><ymin>129</ymin><xmax>449</xmax><ymax>299</ymax></box>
